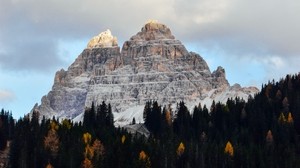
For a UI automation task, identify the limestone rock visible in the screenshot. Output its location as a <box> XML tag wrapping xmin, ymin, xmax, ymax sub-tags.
<box><xmin>87</xmin><ymin>29</ymin><xmax>118</xmax><ymax>48</ymax></box>
<box><xmin>212</xmin><ymin>66</ymin><xmax>229</xmax><ymax>89</ymax></box>
<box><xmin>130</xmin><ymin>20</ymin><xmax>175</xmax><ymax>41</ymax></box>
<box><xmin>32</xmin><ymin>21</ymin><xmax>258</xmax><ymax>126</ymax></box>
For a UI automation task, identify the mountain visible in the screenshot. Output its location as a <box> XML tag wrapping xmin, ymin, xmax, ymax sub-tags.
<box><xmin>32</xmin><ymin>20</ymin><xmax>258</xmax><ymax>126</ymax></box>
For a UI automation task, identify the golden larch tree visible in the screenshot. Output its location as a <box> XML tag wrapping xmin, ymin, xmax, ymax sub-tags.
<box><xmin>278</xmin><ymin>112</ymin><xmax>286</xmax><ymax>124</ymax></box>
<box><xmin>165</xmin><ymin>110</ymin><xmax>172</xmax><ymax>126</ymax></box>
<box><xmin>224</xmin><ymin>141</ymin><xmax>234</xmax><ymax>157</ymax></box>
<box><xmin>139</xmin><ymin>150</ymin><xmax>151</xmax><ymax>168</ymax></box>
<box><xmin>44</xmin><ymin>127</ymin><xmax>59</xmax><ymax>157</ymax></box>
<box><xmin>45</xmin><ymin>163</ymin><xmax>54</xmax><ymax>168</ymax></box>
<box><xmin>177</xmin><ymin>142</ymin><xmax>185</xmax><ymax>156</ymax></box>
<box><xmin>121</xmin><ymin>135</ymin><xmax>126</xmax><ymax>144</ymax></box>
<box><xmin>139</xmin><ymin>150</ymin><xmax>147</xmax><ymax>160</ymax></box>
<box><xmin>82</xmin><ymin>132</ymin><xmax>94</xmax><ymax>168</ymax></box>
<box><xmin>82</xmin><ymin>158</ymin><xmax>93</xmax><ymax>168</ymax></box>
<box><xmin>287</xmin><ymin>112</ymin><xmax>294</xmax><ymax>124</ymax></box>
<box><xmin>50</xmin><ymin>120</ymin><xmax>59</xmax><ymax>130</ymax></box>
<box><xmin>83</xmin><ymin>132</ymin><xmax>92</xmax><ymax>145</ymax></box>
<box><xmin>62</xmin><ymin>119</ymin><xmax>72</xmax><ymax>130</ymax></box>
<box><xmin>93</xmin><ymin>139</ymin><xmax>105</xmax><ymax>158</ymax></box>
<box><xmin>84</xmin><ymin>145</ymin><xmax>94</xmax><ymax>159</ymax></box>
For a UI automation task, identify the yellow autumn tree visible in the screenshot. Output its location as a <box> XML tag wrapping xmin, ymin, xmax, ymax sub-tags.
<box><xmin>224</xmin><ymin>141</ymin><xmax>234</xmax><ymax>157</ymax></box>
<box><xmin>177</xmin><ymin>142</ymin><xmax>185</xmax><ymax>156</ymax></box>
<box><xmin>121</xmin><ymin>135</ymin><xmax>126</xmax><ymax>144</ymax></box>
<box><xmin>44</xmin><ymin>121</ymin><xmax>60</xmax><ymax>157</ymax></box>
<box><xmin>62</xmin><ymin>119</ymin><xmax>72</xmax><ymax>130</ymax></box>
<box><xmin>287</xmin><ymin>112</ymin><xmax>294</xmax><ymax>124</ymax></box>
<box><xmin>165</xmin><ymin>110</ymin><xmax>172</xmax><ymax>126</ymax></box>
<box><xmin>278</xmin><ymin>112</ymin><xmax>286</xmax><ymax>124</ymax></box>
<box><xmin>93</xmin><ymin>139</ymin><xmax>105</xmax><ymax>158</ymax></box>
<box><xmin>82</xmin><ymin>132</ymin><xmax>94</xmax><ymax>167</ymax></box>
<box><xmin>84</xmin><ymin>145</ymin><xmax>94</xmax><ymax>159</ymax></box>
<box><xmin>45</xmin><ymin>163</ymin><xmax>54</xmax><ymax>168</ymax></box>
<box><xmin>139</xmin><ymin>150</ymin><xmax>151</xmax><ymax>168</ymax></box>
<box><xmin>50</xmin><ymin>120</ymin><xmax>59</xmax><ymax>130</ymax></box>
<box><xmin>139</xmin><ymin>150</ymin><xmax>147</xmax><ymax>160</ymax></box>
<box><xmin>83</xmin><ymin>132</ymin><xmax>92</xmax><ymax>145</ymax></box>
<box><xmin>82</xmin><ymin>158</ymin><xmax>93</xmax><ymax>168</ymax></box>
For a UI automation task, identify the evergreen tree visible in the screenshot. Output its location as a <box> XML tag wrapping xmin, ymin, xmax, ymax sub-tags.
<box><xmin>105</xmin><ymin>104</ymin><xmax>114</xmax><ymax>127</ymax></box>
<box><xmin>174</xmin><ymin>101</ymin><xmax>191</xmax><ymax>140</ymax></box>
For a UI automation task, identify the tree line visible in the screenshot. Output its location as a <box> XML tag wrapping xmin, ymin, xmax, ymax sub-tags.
<box><xmin>1</xmin><ymin>73</ymin><xmax>300</xmax><ymax>167</ymax></box>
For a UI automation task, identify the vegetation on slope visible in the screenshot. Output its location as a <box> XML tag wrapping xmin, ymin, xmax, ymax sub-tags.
<box><xmin>1</xmin><ymin>74</ymin><xmax>300</xmax><ymax>167</ymax></box>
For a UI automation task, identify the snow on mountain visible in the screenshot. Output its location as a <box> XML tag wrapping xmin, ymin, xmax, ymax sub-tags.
<box><xmin>31</xmin><ymin>21</ymin><xmax>258</xmax><ymax>126</ymax></box>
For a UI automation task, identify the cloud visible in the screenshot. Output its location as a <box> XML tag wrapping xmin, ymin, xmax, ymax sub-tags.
<box><xmin>187</xmin><ymin>0</ymin><xmax>300</xmax><ymax>57</ymax></box>
<box><xmin>0</xmin><ymin>0</ymin><xmax>299</xmax><ymax>82</ymax></box>
<box><xmin>0</xmin><ymin>89</ymin><xmax>15</xmax><ymax>103</ymax></box>
<box><xmin>0</xmin><ymin>0</ymin><xmax>176</xmax><ymax>72</ymax></box>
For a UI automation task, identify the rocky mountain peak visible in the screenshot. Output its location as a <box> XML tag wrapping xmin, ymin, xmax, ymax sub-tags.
<box><xmin>212</xmin><ymin>66</ymin><xmax>229</xmax><ymax>89</ymax></box>
<box><xmin>130</xmin><ymin>20</ymin><xmax>175</xmax><ymax>41</ymax></box>
<box><xmin>32</xmin><ymin>21</ymin><xmax>258</xmax><ymax>126</ymax></box>
<box><xmin>87</xmin><ymin>29</ymin><xmax>118</xmax><ymax>48</ymax></box>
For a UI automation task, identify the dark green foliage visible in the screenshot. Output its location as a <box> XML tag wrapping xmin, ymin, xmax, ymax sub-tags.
<box><xmin>0</xmin><ymin>109</ymin><xmax>14</xmax><ymax>150</ymax></box>
<box><xmin>144</xmin><ymin>101</ymin><xmax>163</xmax><ymax>138</ymax></box>
<box><xmin>174</xmin><ymin>101</ymin><xmax>192</xmax><ymax>140</ymax></box>
<box><xmin>6</xmin><ymin>73</ymin><xmax>300</xmax><ymax>167</ymax></box>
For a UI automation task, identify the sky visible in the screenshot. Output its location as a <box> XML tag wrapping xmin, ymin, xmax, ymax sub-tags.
<box><xmin>1</xmin><ymin>0</ymin><xmax>300</xmax><ymax>118</ymax></box>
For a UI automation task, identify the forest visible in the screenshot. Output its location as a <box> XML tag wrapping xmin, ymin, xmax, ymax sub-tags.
<box><xmin>1</xmin><ymin>73</ymin><xmax>300</xmax><ymax>167</ymax></box>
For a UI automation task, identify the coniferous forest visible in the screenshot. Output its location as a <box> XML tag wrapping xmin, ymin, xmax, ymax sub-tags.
<box><xmin>2</xmin><ymin>74</ymin><xmax>300</xmax><ymax>167</ymax></box>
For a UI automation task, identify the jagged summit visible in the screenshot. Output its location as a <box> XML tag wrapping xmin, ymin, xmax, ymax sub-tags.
<box><xmin>32</xmin><ymin>21</ymin><xmax>258</xmax><ymax>126</ymax></box>
<box><xmin>87</xmin><ymin>29</ymin><xmax>118</xmax><ymax>48</ymax></box>
<box><xmin>130</xmin><ymin>20</ymin><xmax>175</xmax><ymax>41</ymax></box>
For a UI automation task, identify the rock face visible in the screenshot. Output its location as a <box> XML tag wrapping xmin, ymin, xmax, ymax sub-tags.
<box><xmin>32</xmin><ymin>21</ymin><xmax>258</xmax><ymax>126</ymax></box>
<box><xmin>87</xmin><ymin>29</ymin><xmax>118</xmax><ymax>48</ymax></box>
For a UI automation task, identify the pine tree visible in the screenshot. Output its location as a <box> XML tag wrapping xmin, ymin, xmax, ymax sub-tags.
<box><xmin>143</xmin><ymin>101</ymin><xmax>152</xmax><ymax>130</ymax></box>
<box><xmin>97</xmin><ymin>101</ymin><xmax>108</xmax><ymax>127</ymax></box>
<box><xmin>132</xmin><ymin>117</ymin><xmax>136</xmax><ymax>125</ymax></box>
<box><xmin>144</xmin><ymin>101</ymin><xmax>162</xmax><ymax>137</ymax></box>
<box><xmin>106</xmin><ymin>104</ymin><xmax>114</xmax><ymax>127</ymax></box>
<box><xmin>266</xmin><ymin>130</ymin><xmax>273</xmax><ymax>145</ymax></box>
<box><xmin>282</xmin><ymin>97</ymin><xmax>289</xmax><ymax>113</ymax></box>
<box><xmin>83</xmin><ymin>102</ymin><xmax>96</xmax><ymax>129</ymax></box>
<box><xmin>174</xmin><ymin>101</ymin><xmax>191</xmax><ymax>139</ymax></box>
<box><xmin>0</xmin><ymin>117</ymin><xmax>7</xmax><ymax>150</ymax></box>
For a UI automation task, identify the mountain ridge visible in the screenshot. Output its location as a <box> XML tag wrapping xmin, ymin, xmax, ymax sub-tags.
<box><xmin>32</xmin><ymin>21</ymin><xmax>258</xmax><ymax>125</ymax></box>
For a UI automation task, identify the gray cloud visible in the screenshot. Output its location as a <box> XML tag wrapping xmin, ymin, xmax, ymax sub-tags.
<box><xmin>184</xmin><ymin>0</ymin><xmax>300</xmax><ymax>57</ymax></box>
<box><xmin>0</xmin><ymin>0</ymin><xmax>299</xmax><ymax>82</ymax></box>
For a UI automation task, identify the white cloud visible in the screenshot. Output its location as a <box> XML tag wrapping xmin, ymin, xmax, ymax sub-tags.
<box><xmin>0</xmin><ymin>89</ymin><xmax>15</xmax><ymax>103</ymax></box>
